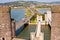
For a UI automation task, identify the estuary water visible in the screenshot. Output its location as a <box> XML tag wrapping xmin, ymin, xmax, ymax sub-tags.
<box><xmin>38</xmin><ymin>9</ymin><xmax>47</xmax><ymax>13</ymax></box>
<box><xmin>37</xmin><ymin>8</ymin><xmax>51</xmax><ymax>14</ymax></box>
<box><xmin>11</xmin><ymin>9</ymin><xmax>25</xmax><ymax>22</ymax></box>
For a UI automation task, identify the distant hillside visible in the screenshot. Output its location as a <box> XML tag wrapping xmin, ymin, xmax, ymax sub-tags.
<box><xmin>0</xmin><ymin>1</ymin><xmax>39</xmax><ymax>7</ymax></box>
<box><xmin>0</xmin><ymin>1</ymin><xmax>60</xmax><ymax>6</ymax></box>
<box><xmin>49</xmin><ymin>1</ymin><xmax>60</xmax><ymax>4</ymax></box>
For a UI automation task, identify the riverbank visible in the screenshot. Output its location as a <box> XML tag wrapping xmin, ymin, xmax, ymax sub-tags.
<box><xmin>11</xmin><ymin>7</ymin><xmax>25</xmax><ymax>9</ymax></box>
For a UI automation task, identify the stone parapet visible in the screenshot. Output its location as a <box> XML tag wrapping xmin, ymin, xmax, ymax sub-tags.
<box><xmin>0</xmin><ymin>6</ymin><xmax>11</xmax><ymax>13</ymax></box>
<box><xmin>0</xmin><ymin>6</ymin><xmax>12</xmax><ymax>40</ymax></box>
<box><xmin>51</xmin><ymin>6</ymin><xmax>60</xmax><ymax>13</ymax></box>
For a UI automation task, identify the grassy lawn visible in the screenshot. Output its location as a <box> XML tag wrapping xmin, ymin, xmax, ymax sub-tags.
<box><xmin>26</xmin><ymin>8</ymin><xmax>32</xmax><ymax>17</ymax></box>
<box><xmin>30</xmin><ymin>18</ymin><xmax>37</xmax><ymax>23</ymax></box>
<box><xmin>26</xmin><ymin>8</ymin><xmax>37</xmax><ymax>23</ymax></box>
<box><xmin>30</xmin><ymin>14</ymin><xmax>37</xmax><ymax>23</ymax></box>
<box><xmin>27</xmin><ymin>9</ymin><xmax>31</xmax><ymax>17</ymax></box>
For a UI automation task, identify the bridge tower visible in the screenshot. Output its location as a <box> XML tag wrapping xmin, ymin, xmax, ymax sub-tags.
<box><xmin>51</xmin><ymin>6</ymin><xmax>60</xmax><ymax>40</ymax></box>
<box><xmin>0</xmin><ymin>6</ymin><xmax>12</xmax><ymax>40</ymax></box>
<box><xmin>35</xmin><ymin>15</ymin><xmax>44</xmax><ymax>40</ymax></box>
<box><xmin>36</xmin><ymin>15</ymin><xmax>41</xmax><ymax>37</ymax></box>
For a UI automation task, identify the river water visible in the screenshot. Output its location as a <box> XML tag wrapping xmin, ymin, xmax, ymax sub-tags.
<box><xmin>37</xmin><ymin>8</ymin><xmax>51</xmax><ymax>14</ymax></box>
<box><xmin>11</xmin><ymin>9</ymin><xmax>51</xmax><ymax>40</ymax></box>
<box><xmin>38</xmin><ymin>9</ymin><xmax>47</xmax><ymax>13</ymax></box>
<box><xmin>11</xmin><ymin>9</ymin><xmax>25</xmax><ymax>22</ymax></box>
<box><xmin>17</xmin><ymin>25</ymin><xmax>36</xmax><ymax>40</ymax></box>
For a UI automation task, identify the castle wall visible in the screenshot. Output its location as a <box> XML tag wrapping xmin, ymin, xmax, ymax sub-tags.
<box><xmin>0</xmin><ymin>6</ymin><xmax>12</xmax><ymax>40</ymax></box>
<box><xmin>51</xmin><ymin>6</ymin><xmax>60</xmax><ymax>40</ymax></box>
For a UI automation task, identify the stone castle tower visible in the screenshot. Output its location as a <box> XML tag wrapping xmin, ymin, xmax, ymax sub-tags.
<box><xmin>51</xmin><ymin>6</ymin><xmax>60</xmax><ymax>40</ymax></box>
<box><xmin>0</xmin><ymin>6</ymin><xmax>15</xmax><ymax>40</ymax></box>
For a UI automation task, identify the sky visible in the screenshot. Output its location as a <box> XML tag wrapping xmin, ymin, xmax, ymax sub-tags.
<box><xmin>0</xmin><ymin>0</ymin><xmax>60</xmax><ymax>3</ymax></box>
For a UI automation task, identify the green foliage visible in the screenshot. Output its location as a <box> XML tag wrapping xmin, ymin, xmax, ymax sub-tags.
<box><xmin>30</xmin><ymin>14</ymin><xmax>37</xmax><ymax>23</ymax></box>
<box><xmin>36</xmin><ymin>5</ymin><xmax>51</xmax><ymax>8</ymax></box>
<box><xmin>42</xmin><ymin>14</ymin><xmax>45</xmax><ymax>20</ymax></box>
<box><xmin>27</xmin><ymin>10</ymin><xmax>31</xmax><ymax>16</ymax></box>
<box><xmin>26</xmin><ymin>8</ymin><xmax>31</xmax><ymax>17</ymax></box>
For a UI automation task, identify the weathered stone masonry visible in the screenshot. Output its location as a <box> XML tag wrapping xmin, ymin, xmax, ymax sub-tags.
<box><xmin>51</xmin><ymin>6</ymin><xmax>60</xmax><ymax>40</ymax></box>
<box><xmin>0</xmin><ymin>6</ymin><xmax>16</xmax><ymax>40</ymax></box>
<box><xmin>11</xmin><ymin>19</ymin><xmax>16</xmax><ymax>38</ymax></box>
<box><xmin>0</xmin><ymin>6</ymin><xmax>12</xmax><ymax>40</ymax></box>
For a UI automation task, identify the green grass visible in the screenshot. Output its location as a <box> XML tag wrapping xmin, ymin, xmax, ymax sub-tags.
<box><xmin>30</xmin><ymin>18</ymin><xmax>37</xmax><ymax>23</ymax></box>
<box><xmin>30</xmin><ymin>14</ymin><xmax>37</xmax><ymax>23</ymax></box>
<box><xmin>26</xmin><ymin>8</ymin><xmax>31</xmax><ymax>17</ymax></box>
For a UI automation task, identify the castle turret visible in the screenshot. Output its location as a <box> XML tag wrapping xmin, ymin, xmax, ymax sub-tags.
<box><xmin>0</xmin><ymin>6</ymin><xmax>12</xmax><ymax>40</ymax></box>
<box><xmin>51</xmin><ymin>6</ymin><xmax>60</xmax><ymax>40</ymax></box>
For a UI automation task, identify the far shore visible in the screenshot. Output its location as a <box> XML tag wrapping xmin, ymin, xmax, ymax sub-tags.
<box><xmin>11</xmin><ymin>7</ymin><xmax>25</xmax><ymax>9</ymax></box>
